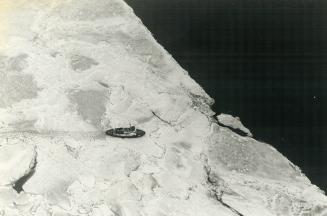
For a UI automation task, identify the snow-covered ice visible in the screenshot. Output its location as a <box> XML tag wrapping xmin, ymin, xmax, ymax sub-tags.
<box><xmin>0</xmin><ymin>0</ymin><xmax>326</xmax><ymax>215</ymax></box>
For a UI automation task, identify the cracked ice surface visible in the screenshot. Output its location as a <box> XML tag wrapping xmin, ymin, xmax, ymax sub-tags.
<box><xmin>0</xmin><ymin>0</ymin><xmax>326</xmax><ymax>215</ymax></box>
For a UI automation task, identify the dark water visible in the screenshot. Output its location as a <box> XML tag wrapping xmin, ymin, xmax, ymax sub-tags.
<box><xmin>124</xmin><ymin>0</ymin><xmax>327</xmax><ymax>192</ymax></box>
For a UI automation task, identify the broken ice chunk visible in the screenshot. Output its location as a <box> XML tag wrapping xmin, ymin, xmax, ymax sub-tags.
<box><xmin>0</xmin><ymin>145</ymin><xmax>36</xmax><ymax>187</ymax></box>
<box><xmin>217</xmin><ymin>113</ymin><xmax>253</xmax><ymax>137</ymax></box>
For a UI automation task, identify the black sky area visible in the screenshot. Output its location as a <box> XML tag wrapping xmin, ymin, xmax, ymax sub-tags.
<box><xmin>124</xmin><ymin>0</ymin><xmax>327</xmax><ymax>192</ymax></box>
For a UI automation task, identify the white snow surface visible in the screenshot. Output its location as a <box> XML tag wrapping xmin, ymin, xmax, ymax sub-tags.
<box><xmin>0</xmin><ymin>0</ymin><xmax>326</xmax><ymax>215</ymax></box>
